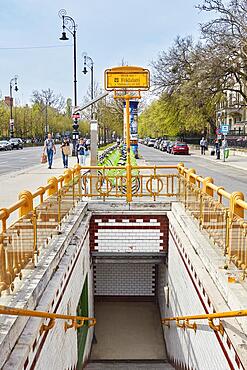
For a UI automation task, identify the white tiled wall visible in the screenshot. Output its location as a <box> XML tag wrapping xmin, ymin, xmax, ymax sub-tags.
<box><xmin>94</xmin><ymin>263</ymin><xmax>156</xmax><ymax>296</ymax></box>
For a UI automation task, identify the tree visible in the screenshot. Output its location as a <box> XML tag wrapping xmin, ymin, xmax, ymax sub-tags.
<box><xmin>80</xmin><ymin>83</ymin><xmax>124</xmax><ymax>144</ymax></box>
<box><xmin>150</xmin><ymin>35</ymin><xmax>219</xmax><ymax>135</ymax></box>
<box><xmin>196</xmin><ymin>0</ymin><xmax>247</xmax><ymax>102</ymax></box>
<box><xmin>32</xmin><ymin>88</ymin><xmax>65</xmax><ymax>111</ymax></box>
<box><xmin>31</xmin><ymin>88</ymin><xmax>66</xmax><ymax>137</ymax></box>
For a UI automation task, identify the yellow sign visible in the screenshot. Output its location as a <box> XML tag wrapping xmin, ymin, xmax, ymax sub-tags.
<box><xmin>105</xmin><ymin>66</ymin><xmax>150</xmax><ymax>90</ymax></box>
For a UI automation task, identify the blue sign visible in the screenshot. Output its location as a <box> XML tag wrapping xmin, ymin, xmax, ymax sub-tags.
<box><xmin>220</xmin><ymin>124</ymin><xmax>229</xmax><ymax>135</ymax></box>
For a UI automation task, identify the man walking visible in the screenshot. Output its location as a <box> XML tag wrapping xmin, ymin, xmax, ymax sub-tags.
<box><xmin>44</xmin><ymin>133</ymin><xmax>56</xmax><ymax>169</ymax></box>
<box><xmin>200</xmin><ymin>137</ymin><xmax>206</xmax><ymax>155</ymax></box>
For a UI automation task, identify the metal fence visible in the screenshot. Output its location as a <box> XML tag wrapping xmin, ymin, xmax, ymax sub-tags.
<box><xmin>0</xmin><ymin>162</ymin><xmax>246</xmax><ymax>295</ymax></box>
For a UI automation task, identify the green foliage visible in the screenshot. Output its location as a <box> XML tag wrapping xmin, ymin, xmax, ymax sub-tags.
<box><xmin>0</xmin><ymin>100</ymin><xmax>73</xmax><ymax>139</ymax></box>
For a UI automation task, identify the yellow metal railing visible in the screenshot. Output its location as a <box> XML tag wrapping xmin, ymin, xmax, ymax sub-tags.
<box><xmin>0</xmin><ymin>162</ymin><xmax>247</xmax><ymax>296</ymax></box>
<box><xmin>161</xmin><ymin>309</ymin><xmax>247</xmax><ymax>335</ymax></box>
<box><xmin>0</xmin><ymin>164</ymin><xmax>179</xmax><ymax>295</ymax></box>
<box><xmin>177</xmin><ymin>163</ymin><xmax>247</xmax><ymax>277</ymax></box>
<box><xmin>0</xmin><ymin>305</ymin><xmax>96</xmax><ymax>334</ymax></box>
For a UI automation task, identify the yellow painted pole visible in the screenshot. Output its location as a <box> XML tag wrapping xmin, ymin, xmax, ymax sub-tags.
<box><xmin>125</xmin><ymin>95</ymin><xmax>132</xmax><ymax>202</ymax></box>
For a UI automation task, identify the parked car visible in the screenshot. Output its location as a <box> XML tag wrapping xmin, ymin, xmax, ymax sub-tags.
<box><xmin>9</xmin><ymin>138</ymin><xmax>23</xmax><ymax>149</ymax></box>
<box><xmin>171</xmin><ymin>142</ymin><xmax>189</xmax><ymax>155</ymax></box>
<box><xmin>0</xmin><ymin>140</ymin><xmax>12</xmax><ymax>151</ymax></box>
<box><xmin>0</xmin><ymin>141</ymin><xmax>7</xmax><ymax>151</ymax></box>
<box><xmin>160</xmin><ymin>140</ymin><xmax>170</xmax><ymax>152</ymax></box>
<box><xmin>147</xmin><ymin>138</ymin><xmax>156</xmax><ymax>147</ymax></box>
<box><xmin>167</xmin><ymin>142</ymin><xmax>175</xmax><ymax>154</ymax></box>
<box><xmin>154</xmin><ymin>139</ymin><xmax>162</xmax><ymax>149</ymax></box>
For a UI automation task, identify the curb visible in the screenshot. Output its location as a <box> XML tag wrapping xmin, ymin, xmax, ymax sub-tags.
<box><xmin>0</xmin><ymin>157</ymin><xmax>65</xmax><ymax>181</ymax></box>
<box><xmin>191</xmin><ymin>152</ymin><xmax>247</xmax><ymax>172</ymax></box>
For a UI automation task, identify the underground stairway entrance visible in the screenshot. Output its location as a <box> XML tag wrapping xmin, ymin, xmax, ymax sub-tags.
<box><xmin>84</xmin><ymin>256</ymin><xmax>174</xmax><ymax>369</ymax></box>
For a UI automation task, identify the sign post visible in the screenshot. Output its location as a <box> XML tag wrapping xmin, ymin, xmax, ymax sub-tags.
<box><xmin>104</xmin><ymin>66</ymin><xmax>150</xmax><ymax>202</ymax></box>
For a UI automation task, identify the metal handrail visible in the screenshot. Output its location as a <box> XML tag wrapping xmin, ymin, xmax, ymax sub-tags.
<box><xmin>0</xmin><ymin>305</ymin><xmax>96</xmax><ymax>333</ymax></box>
<box><xmin>162</xmin><ymin>309</ymin><xmax>247</xmax><ymax>322</ymax></box>
<box><xmin>161</xmin><ymin>309</ymin><xmax>247</xmax><ymax>334</ymax></box>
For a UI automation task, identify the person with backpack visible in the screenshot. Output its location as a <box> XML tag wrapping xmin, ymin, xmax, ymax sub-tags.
<box><xmin>60</xmin><ymin>137</ymin><xmax>71</xmax><ymax>168</ymax></box>
<box><xmin>43</xmin><ymin>133</ymin><xmax>56</xmax><ymax>169</ymax></box>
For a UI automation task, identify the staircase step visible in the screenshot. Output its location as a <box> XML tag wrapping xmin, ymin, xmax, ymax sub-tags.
<box><xmin>84</xmin><ymin>361</ymin><xmax>174</xmax><ymax>369</ymax></box>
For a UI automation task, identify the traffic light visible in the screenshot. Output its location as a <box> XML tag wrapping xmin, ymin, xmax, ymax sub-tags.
<box><xmin>73</xmin><ymin>119</ymin><xmax>79</xmax><ymax>131</ymax></box>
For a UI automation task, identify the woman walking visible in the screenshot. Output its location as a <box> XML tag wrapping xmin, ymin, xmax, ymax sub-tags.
<box><xmin>60</xmin><ymin>137</ymin><xmax>71</xmax><ymax>168</ymax></box>
<box><xmin>77</xmin><ymin>138</ymin><xmax>86</xmax><ymax>166</ymax></box>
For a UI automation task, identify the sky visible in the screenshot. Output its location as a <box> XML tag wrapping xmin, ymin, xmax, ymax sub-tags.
<box><xmin>0</xmin><ymin>0</ymin><xmax>210</xmax><ymax>106</ymax></box>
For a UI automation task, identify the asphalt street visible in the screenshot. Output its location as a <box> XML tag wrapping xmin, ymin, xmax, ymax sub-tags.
<box><xmin>0</xmin><ymin>144</ymin><xmax>246</xmax><ymax>198</ymax></box>
<box><xmin>139</xmin><ymin>144</ymin><xmax>247</xmax><ymax>197</ymax></box>
<box><xmin>0</xmin><ymin>146</ymin><xmax>57</xmax><ymax>175</ymax></box>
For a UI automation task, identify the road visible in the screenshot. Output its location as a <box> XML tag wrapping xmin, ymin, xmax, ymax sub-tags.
<box><xmin>0</xmin><ymin>146</ymin><xmax>55</xmax><ymax>175</ymax></box>
<box><xmin>0</xmin><ymin>144</ymin><xmax>246</xmax><ymax>197</ymax></box>
<box><xmin>139</xmin><ymin>144</ymin><xmax>247</xmax><ymax>197</ymax></box>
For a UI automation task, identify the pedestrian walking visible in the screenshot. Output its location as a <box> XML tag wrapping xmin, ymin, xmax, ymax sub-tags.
<box><xmin>60</xmin><ymin>137</ymin><xmax>71</xmax><ymax>168</ymax></box>
<box><xmin>222</xmin><ymin>137</ymin><xmax>229</xmax><ymax>162</ymax></box>
<box><xmin>77</xmin><ymin>138</ymin><xmax>86</xmax><ymax>166</ymax></box>
<box><xmin>200</xmin><ymin>137</ymin><xmax>206</xmax><ymax>155</ymax></box>
<box><xmin>43</xmin><ymin>133</ymin><xmax>56</xmax><ymax>169</ymax></box>
<box><xmin>215</xmin><ymin>139</ymin><xmax>221</xmax><ymax>160</ymax></box>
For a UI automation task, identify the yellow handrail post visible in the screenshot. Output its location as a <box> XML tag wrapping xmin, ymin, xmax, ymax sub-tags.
<box><xmin>0</xmin><ymin>242</ymin><xmax>8</xmax><ymax>294</ymax></box>
<box><xmin>202</xmin><ymin>177</ymin><xmax>214</xmax><ymax>197</ymax></box>
<box><xmin>57</xmin><ymin>189</ymin><xmax>62</xmax><ymax>228</ymax></box>
<box><xmin>230</xmin><ymin>192</ymin><xmax>245</xmax><ymax>219</ymax></box>
<box><xmin>187</xmin><ymin>168</ymin><xmax>196</xmax><ymax>184</ymax></box>
<box><xmin>64</xmin><ymin>169</ymin><xmax>72</xmax><ymax>186</ymax></box>
<box><xmin>73</xmin><ymin>164</ymin><xmax>81</xmax><ymax>199</ymax></box>
<box><xmin>0</xmin><ymin>208</ymin><xmax>9</xmax><ymax>233</ymax></box>
<box><xmin>224</xmin><ymin>209</ymin><xmax>230</xmax><ymax>256</ymax></box>
<box><xmin>72</xmin><ymin>170</ymin><xmax>75</xmax><ymax>206</ymax></box>
<box><xmin>47</xmin><ymin>177</ymin><xmax>58</xmax><ymax>196</ymax></box>
<box><xmin>32</xmin><ymin>209</ymin><xmax>38</xmax><ymax>265</ymax></box>
<box><xmin>18</xmin><ymin>191</ymin><xmax>33</xmax><ymax>217</ymax></box>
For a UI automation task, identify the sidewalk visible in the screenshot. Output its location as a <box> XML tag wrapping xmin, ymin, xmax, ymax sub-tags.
<box><xmin>191</xmin><ymin>147</ymin><xmax>247</xmax><ymax>172</ymax></box>
<box><xmin>0</xmin><ymin>154</ymin><xmax>90</xmax><ymax>225</ymax></box>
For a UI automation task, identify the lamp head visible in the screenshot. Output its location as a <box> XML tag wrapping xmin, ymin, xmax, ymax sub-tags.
<box><xmin>14</xmin><ymin>85</ymin><xmax>18</xmax><ymax>92</ymax></box>
<box><xmin>60</xmin><ymin>31</ymin><xmax>69</xmax><ymax>41</ymax></box>
<box><xmin>82</xmin><ymin>66</ymin><xmax>88</xmax><ymax>75</ymax></box>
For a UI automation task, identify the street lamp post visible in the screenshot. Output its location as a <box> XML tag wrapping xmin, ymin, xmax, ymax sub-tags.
<box><xmin>9</xmin><ymin>76</ymin><xmax>18</xmax><ymax>138</ymax></box>
<box><xmin>58</xmin><ymin>9</ymin><xmax>79</xmax><ymax>156</ymax></box>
<box><xmin>82</xmin><ymin>53</ymin><xmax>94</xmax><ymax>118</ymax></box>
